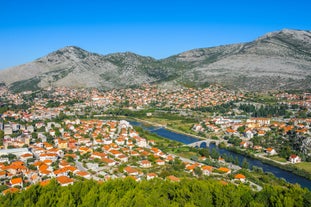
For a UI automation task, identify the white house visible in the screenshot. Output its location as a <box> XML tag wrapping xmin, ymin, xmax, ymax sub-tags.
<box><xmin>244</xmin><ymin>130</ymin><xmax>254</xmax><ymax>139</ymax></box>
<box><xmin>140</xmin><ymin>160</ymin><xmax>152</xmax><ymax>168</ymax></box>
<box><xmin>265</xmin><ymin>148</ymin><xmax>277</xmax><ymax>156</ymax></box>
<box><xmin>289</xmin><ymin>154</ymin><xmax>301</xmax><ymax>163</ymax></box>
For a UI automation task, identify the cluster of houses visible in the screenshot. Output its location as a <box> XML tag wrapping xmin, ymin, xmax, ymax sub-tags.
<box><xmin>0</xmin><ymin>83</ymin><xmax>244</xmax><ymax>127</ymax></box>
<box><xmin>276</xmin><ymin>92</ymin><xmax>311</xmax><ymax>108</ymax></box>
<box><xmin>193</xmin><ymin>116</ymin><xmax>310</xmax><ymax>163</ymax></box>
<box><xmin>0</xmin><ymin>84</ymin><xmax>242</xmax><ymax>116</ymax></box>
<box><xmin>87</xmin><ymin>84</ymin><xmax>241</xmax><ymax>109</ymax></box>
<box><xmin>0</xmin><ymin>119</ymin><xmax>250</xmax><ymax>195</ymax></box>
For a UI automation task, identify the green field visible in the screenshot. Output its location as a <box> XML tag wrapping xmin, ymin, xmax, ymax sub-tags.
<box><xmin>269</xmin><ymin>156</ymin><xmax>287</xmax><ymax>163</ymax></box>
<box><xmin>295</xmin><ymin>162</ymin><xmax>311</xmax><ymax>172</ymax></box>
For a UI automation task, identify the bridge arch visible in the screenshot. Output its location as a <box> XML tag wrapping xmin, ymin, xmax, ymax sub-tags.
<box><xmin>188</xmin><ymin>139</ymin><xmax>221</xmax><ymax>148</ymax></box>
<box><xmin>200</xmin><ymin>142</ymin><xmax>207</xmax><ymax>148</ymax></box>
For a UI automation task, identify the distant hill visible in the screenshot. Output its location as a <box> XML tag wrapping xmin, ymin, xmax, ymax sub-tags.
<box><xmin>0</xmin><ymin>29</ymin><xmax>311</xmax><ymax>92</ymax></box>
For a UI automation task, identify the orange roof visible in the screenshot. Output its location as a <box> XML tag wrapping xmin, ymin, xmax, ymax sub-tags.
<box><xmin>79</xmin><ymin>146</ymin><xmax>90</xmax><ymax>151</ymax></box>
<box><xmin>186</xmin><ymin>164</ymin><xmax>197</xmax><ymax>170</ymax></box>
<box><xmin>296</xmin><ymin>128</ymin><xmax>308</xmax><ymax>133</ymax></box>
<box><xmin>11</xmin><ymin>177</ymin><xmax>23</xmax><ymax>185</ymax></box>
<box><xmin>130</xmin><ymin>151</ymin><xmax>139</xmax><ymax>155</ymax></box>
<box><xmin>218</xmin><ymin>157</ymin><xmax>224</xmax><ymax>161</ymax></box>
<box><xmin>33</xmin><ymin>161</ymin><xmax>44</xmax><ymax>166</ymax></box>
<box><xmin>218</xmin><ymin>167</ymin><xmax>230</xmax><ymax>173</ymax></box>
<box><xmin>167</xmin><ymin>175</ymin><xmax>180</xmax><ymax>182</ymax></box>
<box><xmin>54</xmin><ymin>168</ymin><xmax>67</xmax><ymax>175</ymax></box>
<box><xmin>141</xmin><ymin>151</ymin><xmax>150</xmax><ymax>156</ymax></box>
<box><xmin>147</xmin><ymin>173</ymin><xmax>157</xmax><ymax>177</ymax></box>
<box><xmin>58</xmin><ymin>139</ymin><xmax>68</xmax><ymax>144</ymax></box>
<box><xmin>40</xmin><ymin>153</ymin><xmax>58</xmax><ymax>157</ymax></box>
<box><xmin>118</xmin><ymin>154</ymin><xmax>127</xmax><ymax>159</ymax></box>
<box><xmin>226</xmin><ymin>128</ymin><xmax>236</xmax><ymax>133</ymax></box>
<box><xmin>76</xmin><ymin>171</ymin><xmax>90</xmax><ymax>177</ymax></box>
<box><xmin>283</xmin><ymin>125</ymin><xmax>294</xmax><ymax>132</ymax></box>
<box><xmin>39</xmin><ymin>164</ymin><xmax>49</xmax><ymax>172</ymax></box>
<box><xmin>258</xmin><ymin>130</ymin><xmax>266</xmax><ymax>135</ymax></box>
<box><xmin>124</xmin><ymin>166</ymin><xmax>138</xmax><ymax>174</ymax></box>
<box><xmin>166</xmin><ymin>155</ymin><xmax>174</xmax><ymax>161</ymax></box>
<box><xmin>41</xmin><ymin>170</ymin><xmax>52</xmax><ymax>175</ymax></box>
<box><xmin>2</xmin><ymin>187</ymin><xmax>19</xmax><ymax>195</ymax></box>
<box><xmin>7</xmin><ymin>163</ymin><xmax>28</xmax><ymax>171</ymax></box>
<box><xmin>266</xmin><ymin>148</ymin><xmax>274</xmax><ymax>152</ymax></box>
<box><xmin>92</xmin><ymin>152</ymin><xmax>107</xmax><ymax>158</ymax></box>
<box><xmin>151</xmin><ymin>147</ymin><xmax>160</xmax><ymax>153</ymax></box>
<box><xmin>101</xmin><ymin>158</ymin><xmax>114</xmax><ymax>164</ymax></box>
<box><xmin>31</xmin><ymin>173</ymin><xmax>38</xmax><ymax>180</ymax></box>
<box><xmin>201</xmin><ymin>165</ymin><xmax>213</xmax><ymax>171</ymax></box>
<box><xmin>0</xmin><ymin>163</ymin><xmax>5</xmax><ymax>169</ymax></box>
<box><xmin>253</xmin><ymin>145</ymin><xmax>262</xmax><ymax>150</ymax></box>
<box><xmin>59</xmin><ymin>160</ymin><xmax>70</xmax><ymax>167</ymax></box>
<box><xmin>234</xmin><ymin>174</ymin><xmax>246</xmax><ymax>179</ymax></box>
<box><xmin>40</xmin><ymin>179</ymin><xmax>51</xmax><ymax>186</ymax></box>
<box><xmin>56</xmin><ymin>176</ymin><xmax>74</xmax><ymax>185</ymax></box>
<box><xmin>43</xmin><ymin>160</ymin><xmax>53</xmax><ymax>165</ymax></box>
<box><xmin>11</xmin><ymin>161</ymin><xmax>24</xmax><ymax>166</ymax></box>
<box><xmin>20</xmin><ymin>153</ymin><xmax>33</xmax><ymax>158</ymax></box>
<box><xmin>141</xmin><ymin>160</ymin><xmax>151</xmax><ymax>165</ymax></box>
<box><xmin>102</xmin><ymin>145</ymin><xmax>111</xmax><ymax>151</ymax></box>
<box><xmin>110</xmin><ymin>149</ymin><xmax>122</xmax><ymax>155</ymax></box>
<box><xmin>65</xmin><ymin>166</ymin><xmax>77</xmax><ymax>172</ymax></box>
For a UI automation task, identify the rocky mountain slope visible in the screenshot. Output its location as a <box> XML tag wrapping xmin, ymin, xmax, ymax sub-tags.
<box><xmin>0</xmin><ymin>29</ymin><xmax>310</xmax><ymax>92</ymax></box>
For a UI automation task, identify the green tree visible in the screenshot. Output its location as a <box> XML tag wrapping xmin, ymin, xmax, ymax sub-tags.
<box><xmin>242</xmin><ymin>158</ymin><xmax>249</xmax><ymax>169</ymax></box>
<box><xmin>194</xmin><ymin>167</ymin><xmax>203</xmax><ymax>177</ymax></box>
<box><xmin>0</xmin><ymin>130</ymin><xmax>4</xmax><ymax>146</ymax></box>
<box><xmin>210</xmin><ymin>148</ymin><xmax>220</xmax><ymax>159</ymax></box>
<box><xmin>8</xmin><ymin>153</ymin><xmax>17</xmax><ymax>161</ymax></box>
<box><xmin>237</xmin><ymin>125</ymin><xmax>246</xmax><ymax>133</ymax></box>
<box><xmin>31</xmin><ymin>132</ymin><xmax>38</xmax><ymax>139</ymax></box>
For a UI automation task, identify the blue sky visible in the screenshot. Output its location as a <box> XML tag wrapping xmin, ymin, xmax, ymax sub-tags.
<box><xmin>0</xmin><ymin>0</ymin><xmax>310</xmax><ymax>69</ymax></box>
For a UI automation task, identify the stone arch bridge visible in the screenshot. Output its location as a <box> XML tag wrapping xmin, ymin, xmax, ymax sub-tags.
<box><xmin>187</xmin><ymin>139</ymin><xmax>222</xmax><ymax>148</ymax></box>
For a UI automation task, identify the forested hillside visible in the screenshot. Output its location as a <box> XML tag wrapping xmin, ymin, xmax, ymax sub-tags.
<box><xmin>0</xmin><ymin>178</ymin><xmax>310</xmax><ymax>207</ymax></box>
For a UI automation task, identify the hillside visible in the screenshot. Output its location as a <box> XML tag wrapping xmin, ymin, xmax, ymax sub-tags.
<box><xmin>0</xmin><ymin>29</ymin><xmax>310</xmax><ymax>92</ymax></box>
<box><xmin>171</xmin><ymin>29</ymin><xmax>311</xmax><ymax>90</ymax></box>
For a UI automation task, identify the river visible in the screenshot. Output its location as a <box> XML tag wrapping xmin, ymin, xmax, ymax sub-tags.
<box><xmin>131</xmin><ymin>121</ymin><xmax>311</xmax><ymax>191</ymax></box>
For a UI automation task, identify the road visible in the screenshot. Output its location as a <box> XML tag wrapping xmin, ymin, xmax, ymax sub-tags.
<box><xmin>255</xmin><ymin>153</ymin><xmax>288</xmax><ymax>165</ymax></box>
<box><xmin>75</xmin><ymin>160</ymin><xmax>87</xmax><ymax>172</ymax></box>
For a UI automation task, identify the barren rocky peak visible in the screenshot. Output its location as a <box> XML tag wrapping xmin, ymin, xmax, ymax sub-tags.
<box><xmin>0</xmin><ymin>29</ymin><xmax>310</xmax><ymax>92</ymax></box>
<box><xmin>257</xmin><ymin>29</ymin><xmax>311</xmax><ymax>42</ymax></box>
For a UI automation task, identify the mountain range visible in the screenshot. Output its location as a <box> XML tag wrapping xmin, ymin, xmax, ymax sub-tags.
<box><xmin>0</xmin><ymin>29</ymin><xmax>310</xmax><ymax>92</ymax></box>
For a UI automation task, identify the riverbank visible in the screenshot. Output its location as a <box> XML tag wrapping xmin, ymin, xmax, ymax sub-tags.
<box><xmin>132</xmin><ymin>118</ymin><xmax>207</xmax><ymax>140</ymax></box>
<box><xmin>224</xmin><ymin>146</ymin><xmax>311</xmax><ymax>181</ymax></box>
<box><xmin>131</xmin><ymin>117</ymin><xmax>311</xmax><ymax>182</ymax></box>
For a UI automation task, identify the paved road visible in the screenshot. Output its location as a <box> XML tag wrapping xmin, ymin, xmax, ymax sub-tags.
<box><xmin>75</xmin><ymin>160</ymin><xmax>87</xmax><ymax>171</ymax></box>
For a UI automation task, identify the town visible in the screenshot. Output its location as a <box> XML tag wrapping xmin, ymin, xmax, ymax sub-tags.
<box><xmin>0</xmin><ymin>84</ymin><xmax>311</xmax><ymax>195</ymax></box>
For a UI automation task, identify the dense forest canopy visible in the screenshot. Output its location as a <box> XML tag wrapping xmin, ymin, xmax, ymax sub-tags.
<box><xmin>0</xmin><ymin>178</ymin><xmax>310</xmax><ymax>207</ymax></box>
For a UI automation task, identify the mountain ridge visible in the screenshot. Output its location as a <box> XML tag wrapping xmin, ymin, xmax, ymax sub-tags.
<box><xmin>1</xmin><ymin>29</ymin><xmax>311</xmax><ymax>92</ymax></box>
